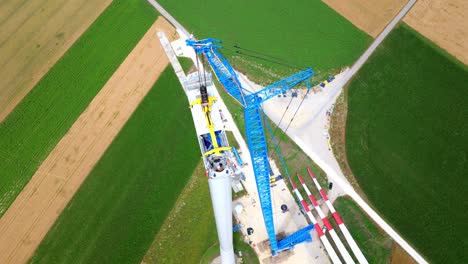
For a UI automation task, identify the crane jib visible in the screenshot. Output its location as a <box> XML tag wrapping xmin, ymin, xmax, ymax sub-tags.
<box><xmin>186</xmin><ymin>38</ymin><xmax>315</xmax><ymax>254</ymax></box>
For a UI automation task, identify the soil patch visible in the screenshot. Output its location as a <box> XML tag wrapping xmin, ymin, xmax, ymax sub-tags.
<box><xmin>329</xmin><ymin>88</ymin><xmax>371</xmax><ymax>202</ymax></box>
<box><xmin>322</xmin><ymin>0</ymin><xmax>468</xmax><ymax>64</ymax></box>
<box><xmin>404</xmin><ymin>0</ymin><xmax>468</xmax><ymax>65</ymax></box>
<box><xmin>0</xmin><ymin>17</ymin><xmax>176</xmax><ymax>264</ymax></box>
<box><xmin>0</xmin><ymin>0</ymin><xmax>113</xmax><ymax>122</ymax></box>
<box><xmin>390</xmin><ymin>244</ymin><xmax>417</xmax><ymax>264</ymax></box>
<box><xmin>322</xmin><ymin>0</ymin><xmax>406</xmax><ymax>37</ymax></box>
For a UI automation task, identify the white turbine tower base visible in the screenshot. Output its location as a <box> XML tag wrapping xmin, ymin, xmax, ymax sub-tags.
<box><xmin>209</xmin><ymin>176</ymin><xmax>235</xmax><ymax>264</ymax></box>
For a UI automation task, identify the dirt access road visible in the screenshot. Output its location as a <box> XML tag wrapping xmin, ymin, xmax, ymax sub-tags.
<box><xmin>0</xmin><ymin>0</ymin><xmax>112</xmax><ymax>122</ymax></box>
<box><xmin>0</xmin><ymin>17</ymin><xmax>176</xmax><ymax>264</ymax></box>
<box><xmin>323</xmin><ymin>0</ymin><xmax>468</xmax><ymax>65</ymax></box>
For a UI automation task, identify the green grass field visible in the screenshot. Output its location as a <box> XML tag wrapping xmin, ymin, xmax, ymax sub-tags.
<box><xmin>158</xmin><ymin>0</ymin><xmax>371</xmax><ymax>83</ymax></box>
<box><xmin>198</xmin><ymin>233</ymin><xmax>259</xmax><ymax>264</ymax></box>
<box><xmin>0</xmin><ymin>0</ymin><xmax>158</xmax><ymax>216</ymax></box>
<box><xmin>30</xmin><ymin>66</ymin><xmax>200</xmax><ymax>263</ymax></box>
<box><xmin>333</xmin><ymin>196</ymin><xmax>392</xmax><ymax>263</ymax></box>
<box><xmin>143</xmin><ymin>162</ymin><xmax>218</xmax><ymax>263</ymax></box>
<box><xmin>143</xmin><ymin>161</ymin><xmax>258</xmax><ymax>264</ymax></box>
<box><xmin>179</xmin><ymin>56</ymin><xmax>196</xmax><ymax>74</ymax></box>
<box><xmin>232</xmin><ymin>232</ymin><xmax>259</xmax><ymax>264</ymax></box>
<box><xmin>346</xmin><ymin>24</ymin><xmax>468</xmax><ymax>263</ymax></box>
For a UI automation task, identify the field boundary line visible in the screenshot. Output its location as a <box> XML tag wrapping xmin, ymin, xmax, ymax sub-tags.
<box><xmin>343</xmin><ymin>0</ymin><xmax>417</xmax><ymax>82</ymax></box>
<box><xmin>0</xmin><ymin>17</ymin><xmax>176</xmax><ymax>264</ymax></box>
<box><xmin>0</xmin><ymin>0</ymin><xmax>113</xmax><ymax>122</ymax></box>
<box><xmin>146</xmin><ymin>0</ymin><xmax>190</xmax><ymax>37</ymax></box>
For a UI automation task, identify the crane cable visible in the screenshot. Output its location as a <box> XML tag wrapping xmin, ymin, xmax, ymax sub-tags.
<box><xmin>228</xmin><ymin>41</ymin><xmax>305</xmax><ymax>69</ymax></box>
<box><xmin>266</xmin><ymin>95</ymin><xmax>294</xmax><ymax>148</ymax></box>
<box><xmin>195</xmin><ymin>54</ymin><xmax>209</xmax><ymax>88</ymax></box>
<box><xmin>233</xmin><ymin>44</ymin><xmax>287</xmax><ymax>62</ymax></box>
<box><xmin>195</xmin><ymin>55</ymin><xmax>202</xmax><ymax>84</ymax></box>
<box><xmin>221</xmin><ymin>42</ymin><xmax>311</xmax><ymax>141</ymax></box>
<box><xmin>263</xmin><ymin>111</ymin><xmax>290</xmax><ymax>179</ymax></box>
<box><xmin>285</xmin><ymin>89</ymin><xmax>313</xmax><ymax>174</ymax></box>
<box><xmin>283</xmin><ymin>88</ymin><xmax>310</xmax><ymax>133</ymax></box>
<box><xmin>267</xmin><ymin>88</ymin><xmax>311</xmax><ymax>163</ymax></box>
<box><xmin>263</xmin><ymin>112</ymin><xmax>285</xmax><ymax>231</ymax></box>
<box><xmin>220</xmin><ymin>41</ymin><xmax>305</xmax><ymax>70</ymax></box>
<box><xmin>201</xmin><ymin>55</ymin><xmax>208</xmax><ymax>87</ymax></box>
<box><xmin>232</xmin><ymin>49</ymin><xmax>304</xmax><ymax>70</ymax></box>
<box><xmin>195</xmin><ymin>51</ymin><xmax>210</xmax><ymax>88</ymax></box>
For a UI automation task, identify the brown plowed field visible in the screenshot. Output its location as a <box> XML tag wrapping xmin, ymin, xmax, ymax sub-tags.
<box><xmin>0</xmin><ymin>17</ymin><xmax>176</xmax><ymax>264</ymax></box>
<box><xmin>404</xmin><ymin>0</ymin><xmax>468</xmax><ymax>65</ymax></box>
<box><xmin>0</xmin><ymin>0</ymin><xmax>112</xmax><ymax>122</ymax></box>
<box><xmin>322</xmin><ymin>0</ymin><xmax>468</xmax><ymax>65</ymax></box>
<box><xmin>322</xmin><ymin>0</ymin><xmax>406</xmax><ymax>37</ymax></box>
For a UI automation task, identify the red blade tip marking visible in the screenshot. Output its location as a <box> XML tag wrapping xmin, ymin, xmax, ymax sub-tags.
<box><xmin>301</xmin><ymin>200</ymin><xmax>310</xmax><ymax>212</ymax></box>
<box><xmin>297</xmin><ymin>173</ymin><xmax>305</xmax><ymax>184</ymax></box>
<box><xmin>323</xmin><ymin>218</ymin><xmax>333</xmax><ymax>230</ymax></box>
<box><xmin>315</xmin><ymin>224</ymin><xmax>324</xmax><ymax>237</ymax></box>
<box><xmin>308</xmin><ymin>194</ymin><xmax>318</xmax><ymax>206</ymax></box>
<box><xmin>332</xmin><ymin>212</ymin><xmax>344</xmax><ymax>225</ymax></box>
<box><xmin>289</xmin><ymin>178</ymin><xmax>298</xmax><ymax>189</ymax></box>
<box><xmin>307</xmin><ymin>167</ymin><xmax>316</xmax><ymax>179</ymax></box>
<box><xmin>319</xmin><ymin>189</ymin><xmax>329</xmax><ymax>201</ymax></box>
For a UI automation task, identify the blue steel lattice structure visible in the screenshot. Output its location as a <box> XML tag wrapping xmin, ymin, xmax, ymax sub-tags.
<box><xmin>187</xmin><ymin>38</ymin><xmax>249</xmax><ymax>107</ymax></box>
<box><xmin>187</xmin><ymin>38</ymin><xmax>315</xmax><ymax>254</ymax></box>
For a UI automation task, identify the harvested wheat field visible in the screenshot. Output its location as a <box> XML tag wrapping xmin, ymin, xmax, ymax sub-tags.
<box><xmin>404</xmin><ymin>0</ymin><xmax>468</xmax><ymax>65</ymax></box>
<box><xmin>322</xmin><ymin>0</ymin><xmax>406</xmax><ymax>37</ymax></box>
<box><xmin>0</xmin><ymin>0</ymin><xmax>112</xmax><ymax>122</ymax></box>
<box><xmin>0</xmin><ymin>17</ymin><xmax>176</xmax><ymax>264</ymax></box>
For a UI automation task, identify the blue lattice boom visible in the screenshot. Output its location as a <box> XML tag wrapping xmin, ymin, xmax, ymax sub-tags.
<box><xmin>186</xmin><ymin>38</ymin><xmax>249</xmax><ymax>107</ymax></box>
<box><xmin>187</xmin><ymin>38</ymin><xmax>315</xmax><ymax>254</ymax></box>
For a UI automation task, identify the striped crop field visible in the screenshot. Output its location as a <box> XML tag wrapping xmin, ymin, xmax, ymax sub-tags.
<box><xmin>0</xmin><ymin>0</ymin><xmax>158</xmax><ymax>216</ymax></box>
<box><xmin>30</xmin><ymin>66</ymin><xmax>201</xmax><ymax>263</ymax></box>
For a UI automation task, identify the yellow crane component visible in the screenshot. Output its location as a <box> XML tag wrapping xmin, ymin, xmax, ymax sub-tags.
<box><xmin>189</xmin><ymin>96</ymin><xmax>217</xmax><ymax>108</ymax></box>
<box><xmin>190</xmin><ymin>96</ymin><xmax>229</xmax><ymax>156</ymax></box>
<box><xmin>203</xmin><ymin>147</ymin><xmax>231</xmax><ymax>157</ymax></box>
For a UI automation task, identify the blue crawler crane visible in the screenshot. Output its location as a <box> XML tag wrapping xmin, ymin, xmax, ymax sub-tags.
<box><xmin>187</xmin><ymin>38</ymin><xmax>315</xmax><ymax>255</ymax></box>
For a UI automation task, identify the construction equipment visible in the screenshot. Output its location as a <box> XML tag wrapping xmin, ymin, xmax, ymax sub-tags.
<box><xmin>187</xmin><ymin>38</ymin><xmax>315</xmax><ymax>255</ymax></box>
